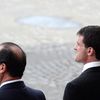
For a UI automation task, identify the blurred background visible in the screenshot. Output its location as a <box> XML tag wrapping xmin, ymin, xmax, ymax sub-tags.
<box><xmin>0</xmin><ymin>0</ymin><xmax>100</xmax><ymax>100</ymax></box>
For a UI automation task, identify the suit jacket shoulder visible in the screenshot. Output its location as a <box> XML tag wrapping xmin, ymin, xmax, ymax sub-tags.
<box><xmin>0</xmin><ymin>81</ymin><xmax>46</xmax><ymax>100</ymax></box>
<box><xmin>63</xmin><ymin>67</ymin><xmax>100</xmax><ymax>100</ymax></box>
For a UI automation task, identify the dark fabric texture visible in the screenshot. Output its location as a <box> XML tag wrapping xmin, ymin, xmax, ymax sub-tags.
<box><xmin>63</xmin><ymin>67</ymin><xmax>100</xmax><ymax>100</ymax></box>
<box><xmin>0</xmin><ymin>81</ymin><xmax>46</xmax><ymax>100</ymax></box>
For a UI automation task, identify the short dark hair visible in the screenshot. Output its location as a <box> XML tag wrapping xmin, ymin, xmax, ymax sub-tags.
<box><xmin>77</xmin><ymin>25</ymin><xmax>100</xmax><ymax>60</ymax></box>
<box><xmin>0</xmin><ymin>42</ymin><xmax>26</xmax><ymax>78</ymax></box>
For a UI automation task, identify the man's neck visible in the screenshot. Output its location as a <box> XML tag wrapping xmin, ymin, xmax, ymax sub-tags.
<box><xmin>0</xmin><ymin>72</ymin><xmax>21</xmax><ymax>85</ymax></box>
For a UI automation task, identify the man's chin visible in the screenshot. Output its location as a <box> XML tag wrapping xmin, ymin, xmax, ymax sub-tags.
<box><xmin>75</xmin><ymin>58</ymin><xmax>81</xmax><ymax>63</ymax></box>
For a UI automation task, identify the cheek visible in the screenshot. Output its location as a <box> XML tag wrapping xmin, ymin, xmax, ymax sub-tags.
<box><xmin>76</xmin><ymin>45</ymin><xmax>82</xmax><ymax>51</ymax></box>
<box><xmin>77</xmin><ymin>48</ymin><xmax>87</xmax><ymax>57</ymax></box>
<box><xmin>81</xmin><ymin>50</ymin><xmax>88</xmax><ymax>58</ymax></box>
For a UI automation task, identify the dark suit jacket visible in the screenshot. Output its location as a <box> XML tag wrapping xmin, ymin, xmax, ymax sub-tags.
<box><xmin>0</xmin><ymin>81</ymin><xmax>46</xmax><ymax>100</ymax></box>
<box><xmin>63</xmin><ymin>67</ymin><xmax>100</xmax><ymax>100</ymax></box>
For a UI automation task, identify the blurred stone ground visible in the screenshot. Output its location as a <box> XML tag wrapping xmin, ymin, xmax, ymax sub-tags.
<box><xmin>23</xmin><ymin>43</ymin><xmax>82</xmax><ymax>100</ymax></box>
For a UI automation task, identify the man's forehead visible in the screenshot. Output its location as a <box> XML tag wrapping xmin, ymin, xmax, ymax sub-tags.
<box><xmin>76</xmin><ymin>35</ymin><xmax>84</xmax><ymax>41</ymax></box>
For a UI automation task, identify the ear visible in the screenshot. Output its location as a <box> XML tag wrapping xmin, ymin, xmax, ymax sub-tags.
<box><xmin>0</xmin><ymin>63</ymin><xmax>6</xmax><ymax>74</ymax></box>
<box><xmin>87</xmin><ymin>47</ymin><xmax>95</xmax><ymax>56</ymax></box>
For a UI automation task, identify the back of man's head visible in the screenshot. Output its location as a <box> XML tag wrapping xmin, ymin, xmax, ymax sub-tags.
<box><xmin>0</xmin><ymin>42</ymin><xmax>26</xmax><ymax>78</ymax></box>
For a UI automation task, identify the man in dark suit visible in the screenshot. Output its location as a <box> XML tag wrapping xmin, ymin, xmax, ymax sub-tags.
<box><xmin>63</xmin><ymin>25</ymin><xmax>100</xmax><ymax>100</ymax></box>
<box><xmin>0</xmin><ymin>42</ymin><xmax>46</xmax><ymax>100</ymax></box>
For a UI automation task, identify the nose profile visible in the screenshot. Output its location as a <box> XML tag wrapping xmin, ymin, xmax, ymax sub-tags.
<box><xmin>74</xmin><ymin>44</ymin><xmax>77</xmax><ymax>51</ymax></box>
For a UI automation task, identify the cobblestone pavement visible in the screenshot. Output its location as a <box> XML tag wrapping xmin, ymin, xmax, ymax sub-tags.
<box><xmin>0</xmin><ymin>0</ymin><xmax>100</xmax><ymax>100</ymax></box>
<box><xmin>23</xmin><ymin>43</ymin><xmax>82</xmax><ymax>100</ymax></box>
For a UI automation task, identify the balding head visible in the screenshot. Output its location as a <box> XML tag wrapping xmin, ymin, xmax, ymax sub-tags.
<box><xmin>0</xmin><ymin>42</ymin><xmax>26</xmax><ymax>78</ymax></box>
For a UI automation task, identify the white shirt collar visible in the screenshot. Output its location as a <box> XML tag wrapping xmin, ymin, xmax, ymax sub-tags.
<box><xmin>0</xmin><ymin>79</ymin><xmax>23</xmax><ymax>88</ymax></box>
<box><xmin>82</xmin><ymin>61</ymin><xmax>100</xmax><ymax>72</ymax></box>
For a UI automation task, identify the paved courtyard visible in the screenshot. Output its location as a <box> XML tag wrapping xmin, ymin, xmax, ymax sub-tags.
<box><xmin>0</xmin><ymin>0</ymin><xmax>100</xmax><ymax>100</ymax></box>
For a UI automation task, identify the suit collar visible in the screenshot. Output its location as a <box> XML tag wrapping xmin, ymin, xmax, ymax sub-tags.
<box><xmin>0</xmin><ymin>81</ymin><xmax>25</xmax><ymax>90</ymax></box>
<box><xmin>82</xmin><ymin>61</ymin><xmax>100</xmax><ymax>72</ymax></box>
<box><xmin>0</xmin><ymin>79</ymin><xmax>22</xmax><ymax>88</ymax></box>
